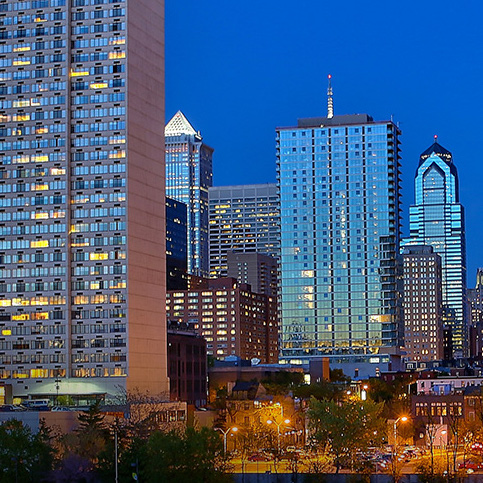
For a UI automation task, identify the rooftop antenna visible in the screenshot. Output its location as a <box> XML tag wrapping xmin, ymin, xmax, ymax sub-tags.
<box><xmin>327</xmin><ymin>74</ymin><xmax>334</xmax><ymax>119</ymax></box>
<box><xmin>434</xmin><ymin>134</ymin><xmax>438</xmax><ymax>143</ymax></box>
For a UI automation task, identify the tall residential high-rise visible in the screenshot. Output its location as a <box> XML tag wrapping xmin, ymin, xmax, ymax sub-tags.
<box><xmin>403</xmin><ymin>140</ymin><xmax>467</xmax><ymax>357</ymax></box>
<box><xmin>0</xmin><ymin>0</ymin><xmax>168</xmax><ymax>401</ymax></box>
<box><xmin>165</xmin><ymin>111</ymin><xmax>213</xmax><ymax>278</ymax></box>
<box><xmin>402</xmin><ymin>246</ymin><xmax>443</xmax><ymax>364</ymax></box>
<box><xmin>208</xmin><ymin>184</ymin><xmax>280</xmax><ymax>278</ymax></box>
<box><xmin>277</xmin><ymin>109</ymin><xmax>403</xmax><ymax>369</ymax></box>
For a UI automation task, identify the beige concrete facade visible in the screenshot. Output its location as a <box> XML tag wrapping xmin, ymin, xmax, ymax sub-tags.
<box><xmin>126</xmin><ymin>0</ymin><xmax>168</xmax><ymax>395</ymax></box>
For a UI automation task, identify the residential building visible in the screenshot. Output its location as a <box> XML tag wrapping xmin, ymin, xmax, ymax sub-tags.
<box><xmin>166</xmin><ymin>278</ymin><xmax>278</xmax><ymax>364</ymax></box>
<box><xmin>227</xmin><ymin>251</ymin><xmax>278</xmax><ymax>297</ymax></box>
<box><xmin>166</xmin><ymin>197</ymin><xmax>187</xmax><ymax>291</ymax></box>
<box><xmin>277</xmin><ymin>100</ymin><xmax>403</xmax><ymax>369</ymax></box>
<box><xmin>208</xmin><ymin>184</ymin><xmax>280</xmax><ymax>278</ymax></box>
<box><xmin>0</xmin><ymin>0</ymin><xmax>168</xmax><ymax>400</ymax></box>
<box><xmin>165</xmin><ymin>111</ymin><xmax>213</xmax><ymax>277</ymax></box>
<box><xmin>403</xmin><ymin>139</ymin><xmax>467</xmax><ymax>357</ymax></box>
<box><xmin>402</xmin><ymin>246</ymin><xmax>443</xmax><ymax>363</ymax></box>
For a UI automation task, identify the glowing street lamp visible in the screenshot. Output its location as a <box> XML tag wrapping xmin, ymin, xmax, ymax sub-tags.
<box><xmin>267</xmin><ymin>418</ymin><xmax>291</xmax><ymax>453</ymax></box>
<box><xmin>215</xmin><ymin>426</ymin><xmax>238</xmax><ymax>456</ymax></box>
<box><xmin>393</xmin><ymin>416</ymin><xmax>408</xmax><ymax>449</ymax></box>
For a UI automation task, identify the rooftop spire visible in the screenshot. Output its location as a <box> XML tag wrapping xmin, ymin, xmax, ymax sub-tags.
<box><xmin>327</xmin><ymin>74</ymin><xmax>334</xmax><ymax>119</ymax></box>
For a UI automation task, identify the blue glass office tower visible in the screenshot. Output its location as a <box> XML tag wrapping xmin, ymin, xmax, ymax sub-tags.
<box><xmin>165</xmin><ymin>111</ymin><xmax>213</xmax><ymax>277</ymax></box>
<box><xmin>277</xmin><ymin>114</ymin><xmax>403</xmax><ymax>366</ymax></box>
<box><xmin>403</xmin><ymin>141</ymin><xmax>467</xmax><ymax>357</ymax></box>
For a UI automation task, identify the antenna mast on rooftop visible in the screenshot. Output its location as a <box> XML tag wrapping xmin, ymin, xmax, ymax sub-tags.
<box><xmin>327</xmin><ymin>74</ymin><xmax>334</xmax><ymax>119</ymax></box>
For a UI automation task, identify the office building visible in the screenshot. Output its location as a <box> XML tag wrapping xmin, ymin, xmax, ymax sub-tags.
<box><xmin>209</xmin><ymin>184</ymin><xmax>280</xmax><ymax>278</ymax></box>
<box><xmin>468</xmin><ymin>269</ymin><xmax>483</xmax><ymax>359</ymax></box>
<box><xmin>277</xmin><ymin>89</ymin><xmax>403</xmax><ymax>367</ymax></box>
<box><xmin>468</xmin><ymin>268</ymin><xmax>483</xmax><ymax>324</ymax></box>
<box><xmin>166</xmin><ymin>278</ymin><xmax>278</xmax><ymax>364</ymax></box>
<box><xmin>227</xmin><ymin>251</ymin><xmax>278</xmax><ymax>297</ymax></box>
<box><xmin>402</xmin><ymin>246</ymin><xmax>443</xmax><ymax>363</ymax></box>
<box><xmin>0</xmin><ymin>0</ymin><xmax>168</xmax><ymax>400</ymax></box>
<box><xmin>403</xmin><ymin>139</ymin><xmax>467</xmax><ymax>357</ymax></box>
<box><xmin>165</xmin><ymin>111</ymin><xmax>213</xmax><ymax>277</ymax></box>
<box><xmin>166</xmin><ymin>197</ymin><xmax>187</xmax><ymax>291</ymax></box>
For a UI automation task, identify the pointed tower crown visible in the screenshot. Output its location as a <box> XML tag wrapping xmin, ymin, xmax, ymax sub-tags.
<box><xmin>165</xmin><ymin>110</ymin><xmax>198</xmax><ymax>136</ymax></box>
<box><xmin>419</xmin><ymin>139</ymin><xmax>453</xmax><ymax>166</ymax></box>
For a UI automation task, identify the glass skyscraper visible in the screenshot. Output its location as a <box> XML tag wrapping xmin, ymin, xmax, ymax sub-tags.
<box><xmin>403</xmin><ymin>140</ymin><xmax>467</xmax><ymax>356</ymax></box>
<box><xmin>0</xmin><ymin>0</ymin><xmax>168</xmax><ymax>401</ymax></box>
<box><xmin>165</xmin><ymin>111</ymin><xmax>213</xmax><ymax>278</ymax></box>
<box><xmin>277</xmin><ymin>113</ymin><xmax>403</xmax><ymax>366</ymax></box>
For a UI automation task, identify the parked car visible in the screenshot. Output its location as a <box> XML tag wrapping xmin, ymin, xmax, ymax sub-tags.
<box><xmin>458</xmin><ymin>461</ymin><xmax>482</xmax><ymax>470</ymax></box>
<box><xmin>23</xmin><ymin>399</ymin><xmax>51</xmax><ymax>411</ymax></box>
<box><xmin>0</xmin><ymin>405</ymin><xmax>26</xmax><ymax>412</ymax></box>
<box><xmin>248</xmin><ymin>453</ymin><xmax>269</xmax><ymax>462</ymax></box>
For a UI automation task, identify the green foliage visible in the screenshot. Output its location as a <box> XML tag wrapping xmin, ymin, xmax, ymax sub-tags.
<box><xmin>294</xmin><ymin>380</ymin><xmax>346</xmax><ymax>401</ymax></box>
<box><xmin>59</xmin><ymin>400</ymin><xmax>112</xmax><ymax>477</ymax></box>
<box><xmin>143</xmin><ymin>427</ymin><xmax>232</xmax><ymax>483</ymax></box>
<box><xmin>56</xmin><ymin>394</ymin><xmax>75</xmax><ymax>407</ymax></box>
<box><xmin>0</xmin><ymin>419</ymin><xmax>54</xmax><ymax>482</ymax></box>
<box><xmin>307</xmin><ymin>397</ymin><xmax>385</xmax><ymax>473</ymax></box>
<box><xmin>329</xmin><ymin>368</ymin><xmax>350</xmax><ymax>383</ymax></box>
<box><xmin>260</xmin><ymin>371</ymin><xmax>305</xmax><ymax>395</ymax></box>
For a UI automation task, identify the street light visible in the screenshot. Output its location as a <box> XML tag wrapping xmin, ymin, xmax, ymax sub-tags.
<box><xmin>215</xmin><ymin>427</ymin><xmax>238</xmax><ymax>456</ymax></box>
<box><xmin>267</xmin><ymin>418</ymin><xmax>291</xmax><ymax>453</ymax></box>
<box><xmin>393</xmin><ymin>416</ymin><xmax>408</xmax><ymax>450</ymax></box>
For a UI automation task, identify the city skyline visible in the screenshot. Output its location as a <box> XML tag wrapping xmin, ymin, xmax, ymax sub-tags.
<box><xmin>165</xmin><ymin>0</ymin><xmax>483</xmax><ymax>284</ymax></box>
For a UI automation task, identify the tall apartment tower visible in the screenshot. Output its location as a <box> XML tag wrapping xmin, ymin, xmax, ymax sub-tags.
<box><xmin>165</xmin><ymin>111</ymin><xmax>213</xmax><ymax>278</ymax></box>
<box><xmin>0</xmin><ymin>0</ymin><xmax>168</xmax><ymax>400</ymax></box>
<box><xmin>208</xmin><ymin>184</ymin><xmax>280</xmax><ymax>278</ymax></box>
<box><xmin>277</xmin><ymin>106</ymin><xmax>403</xmax><ymax>368</ymax></box>
<box><xmin>403</xmin><ymin>140</ymin><xmax>467</xmax><ymax>357</ymax></box>
<box><xmin>402</xmin><ymin>246</ymin><xmax>443</xmax><ymax>364</ymax></box>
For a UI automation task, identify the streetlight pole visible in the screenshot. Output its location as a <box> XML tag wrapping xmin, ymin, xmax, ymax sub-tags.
<box><xmin>215</xmin><ymin>427</ymin><xmax>237</xmax><ymax>456</ymax></box>
<box><xmin>393</xmin><ymin>416</ymin><xmax>408</xmax><ymax>450</ymax></box>
<box><xmin>267</xmin><ymin>418</ymin><xmax>291</xmax><ymax>454</ymax></box>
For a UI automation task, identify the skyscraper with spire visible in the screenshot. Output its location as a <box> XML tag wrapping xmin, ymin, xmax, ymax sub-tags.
<box><xmin>165</xmin><ymin>112</ymin><xmax>213</xmax><ymax>277</ymax></box>
<box><xmin>403</xmin><ymin>139</ymin><xmax>467</xmax><ymax>357</ymax></box>
<box><xmin>277</xmin><ymin>78</ymin><xmax>404</xmax><ymax>371</ymax></box>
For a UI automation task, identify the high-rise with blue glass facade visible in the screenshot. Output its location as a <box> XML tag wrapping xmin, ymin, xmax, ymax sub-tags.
<box><xmin>165</xmin><ymin>111</ymin><xmax>213</xmax><ymax>278</ymax></box>
<box><xmin>0</xmin><ymin>0</ymin><xmax>168</xmax><ymax>401</ymax></box>
<box><xmin>403</xmin><ymin>141</ymin><xmax>467</xmax><ymax>357</ymax></box>
<box><xmin>277</xmin><ymin>113</ymin><xmax>403</xmax><ymax>367</ymax></box>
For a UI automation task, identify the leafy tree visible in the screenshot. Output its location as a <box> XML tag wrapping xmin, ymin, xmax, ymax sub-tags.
<box><xmin>294</xmin><ymin>380</ymin><xmax>346</xmax><ymax>402</ymax></box>
<box><xmin>261</xmin><ymin>371</ymin><xmax>305</xmax><ymax>395</ymax></box>
<box><xmin>0</xmin><ymin>419</ymin><xmax>54</xmax><ymax>482</ymax></box>
<box><xmin>144</xmin><ymin>427</ymin><xmax>232</xmax><ymax>483</ymax></box>
<box><xmin>308</xmin><ymin>397</ymin><xmax>385</xmax><ymax>473</ymax></box>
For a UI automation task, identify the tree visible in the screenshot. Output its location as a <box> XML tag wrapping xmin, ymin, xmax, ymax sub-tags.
<box><xmin>307</xmin><ymin>397</ymin><xmax>384</xmax><ymax>473</ymax></box>
<box><xmin>143</xmin><ymin>427</ymin><xmax>232</xmax><ymax>483</ymax></box>
<box><xmin>0</xmin><ymin>419</ymin><xmax>54</xmax><ymax>482</ymax></box>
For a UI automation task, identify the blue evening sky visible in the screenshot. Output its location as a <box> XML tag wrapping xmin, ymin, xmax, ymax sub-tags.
<box><xmin>166</xmin><ymin>0</ymin><xmax>483</xmax><ymax>285</ymax></box>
